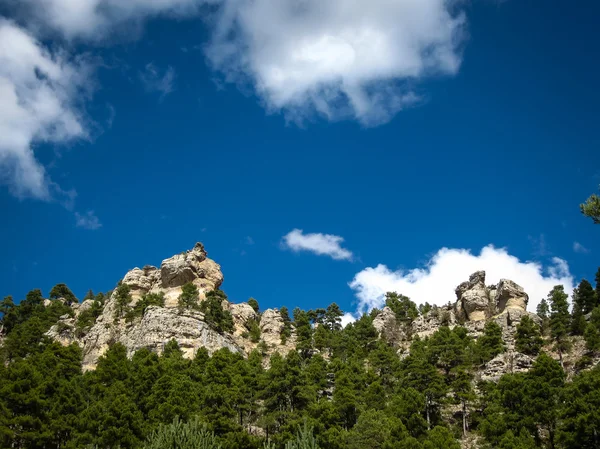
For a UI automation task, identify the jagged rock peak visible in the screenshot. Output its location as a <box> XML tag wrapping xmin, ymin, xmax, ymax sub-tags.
<box><xmin>46</xmin><ymin>242</ymin><xmax>299</xmax><ymax>371</ymax></box>
<box><xmin>454</xmin><ymin>271</ymin><xmax>529</xmax><ymax>322</ymax></box>
<box><xmin>121</xmin><ymin>242</ymin><xmax>224</xmax><ymax>307</ymax></box>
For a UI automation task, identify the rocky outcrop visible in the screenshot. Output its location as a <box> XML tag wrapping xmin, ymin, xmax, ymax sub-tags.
<box><xmin>259</xmin><ymin>308</ymin><xmax>297</xmax><ymax>355</ymax></box>
<box><xmin>374</xmin><ymin>307</ymin><xmax>409</xmax><ymax>344</ymax></box>
<box><xmin>480</xmin><ymin>351</ymin><xmax>534</xmax><ymax>382</ymax></box>
<box><xmin>46</xmin><ymin>243</ymin><xmax>282</xmax><ymax>370</ymax></box>
<box><xmin>455</xmin><ymin>271</ymin><xmax>529</xmax><ymax>322</ymax></box>
<box><xmin>455</xmin><ymin>271</ymin><xmax>491</xmax><ymax>321</ymax></box>
<box><xmin>119</xmin><ymin>243</ymin><xmax>223</xmax><ymax>308</ymax></box>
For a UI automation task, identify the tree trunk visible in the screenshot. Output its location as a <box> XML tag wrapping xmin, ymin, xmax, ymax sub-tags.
<box><xmin>462</xmin><ymin>400</ymin><xmax>467</xmax><ymax>437</ymax></box>
<box><xmin>426</xmin><ymin>395</ymin><xmax>431</xmax><ymax>430</ymax></box>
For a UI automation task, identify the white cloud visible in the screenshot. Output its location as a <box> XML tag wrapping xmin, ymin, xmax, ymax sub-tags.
<box><xmin>0</xmin><ymin>19</ymin><xmax>91</xmax><ymax>201</ymax></box>
<box><xmin>282</xmin><ymin>229</ymin><xmax>353</xmax><ymax>261</ymax></box>
<box><xmin>75</xmin><ymin>210</ymin><xmax>102</xmax><ymax>230</ymax></box>
<box><xmin>15</xmin><ymin>0</ymin><xmax>208</xmax><ymax>40</ymax></box>
<box><xmin>340</xmin><ymin>312</ymin><xmax>357</xmax><ymax>327</ymax></box>
<box><xmin>13</xmin><ymin>0</ymin><xmax>470</xmax><ymax>126</ymax></box>
<box><xmin>349</xmin><ymin>245</ymin><xmax>574</xmax><ymax>315</ymax></box>
<box><xmin>573</xmin><ymin>241</ymin><xmax>590</xmax><ymax>254</ymax></box>
<box><xmin>206</xmin><ymin>0</ymin><xmax>466</xmax><ymax>125</ymax></box>
<box><xmin>140</xmin><ymin>63</ymin><xmax>176</xmax><ymax>97</ymax></box>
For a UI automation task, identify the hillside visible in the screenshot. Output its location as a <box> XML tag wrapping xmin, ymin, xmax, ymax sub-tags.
<box><xmin>1</xmin><ymin>243</ymin><xmax>600</xmax><ymax>449</ymax></box>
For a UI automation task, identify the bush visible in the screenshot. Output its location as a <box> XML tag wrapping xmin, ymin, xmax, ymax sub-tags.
<box><xmin>199</xmin><ymin>290</ymin><xmax>234</xmax><ymax>334</ymax></box>
<box><xmin>178</xmin><ymin>283</ymin><xmax>200</xmax><ymax>313</ymax></box>
<box><xmin>143</xmin><ymin>417</ymin><xmax>221</xmax><ymax>449</ymax></box>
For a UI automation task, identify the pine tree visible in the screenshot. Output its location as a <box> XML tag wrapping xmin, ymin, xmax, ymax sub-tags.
<box><xmin>536</xmin><ymin>298</ymin><xmax>551</xmax><ymax>336</ymax></box>
<box><xmin>200</xmin><ymin>290</ymin><xmax>234</xmax><ymax>334</ymax></box>
<box><xmin>548</xmin><ymin>285</ymin><xmax>571</xmax><ymax>366</ymax></box>
<box><xmin>178</xmin><ymin>283</ymin><xmax>200</xmax><ymax>312</ymax></box>
<box><xmin>584</xmin><ymin>323</ymin><xmax>600</xmax><ymax>352</ymax></box>
<box><xmin>144</xmin><ymin>417</ymin><xmax>221</xmax><ymax>449</ymax></box>
<box><xmin>49</xmin><ymin>283</ymin><xmax>77</xmax><ymax>305</ymax></box>
<box><xmin>324</xmin><ymin>303</ymin><xmax>343</xmax><ymax>331</ymax></box>
<box><xmin>294</xmin><ymin>308</ymin><xmax>313</xmax><ymax>357</ymax></box>
<box><xmin>515</xmin><ymin>316</ymin><xmax>544</xmax><ymax>356</ymax></box>
<box><xmin>248</xmin><ymin>298</ymin><xmax>260</xmax><ymax>313</ymax></box>
<box><xmin>580</xmin><ymin>186</ymin><xmax>600</xmax><ymax>224</ymax></box>
<box><xmin>115</xmin><ymin>284</ymin><xmax>132</xmax><ymax>319</ymax></box>
<box><xmin>285</xmin><ymin>422</ymin><xmax>319</xmax><ymax>449</ymax></box>
<box><xmin>576</xmin><ymin>279</ymin><xmax>597</xmax><ymax>314</ymax></box>
<box><xmin>476</xmin><ymin>321</ymin><xmax>505</xmax><ymax>364</ymax></box>
<box><xmin>280</xmin><ymin>306</ymin><xmax>292</xmax><ymax>344</ymax></box>
<box><xmin>385</xmin><ymin>292</ymin><xmax>419</xmax><ymax>323</ymax></box>
<box><xmin>451</xmin><ymin>367</ymin><xmax>475</xmax><ymax>436</ymax></box>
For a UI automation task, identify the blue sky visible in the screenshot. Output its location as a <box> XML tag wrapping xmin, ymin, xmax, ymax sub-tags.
<box><xmin>0</xmin><ymin>0</ymin><xmax>598</xmax><ymax>317</ymax></box>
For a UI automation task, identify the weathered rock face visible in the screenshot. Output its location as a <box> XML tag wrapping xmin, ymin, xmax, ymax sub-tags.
<box><xmin>259</xmin><ymin>308</ymin><xmax>297</xmax><ymax>356</ymax></box>
<box><xmin>480</xmin><ymin>351</ymin><xmax>534</xmax><ymax>382</ymax></box>
<box><xmin>45</xmin><ymin>243</ymin><xmax>286</xmax><ymax>370</ymax></box>
<box><xmin>454</xmin><ymin>271</ymin><xmax>529</xmax><ymax>322</ymax></box>
<box><xmin>455</xmin><ymin>271</ymin><xmax>490</xmax><ymax>321</ymax></box>
<box><xmin>496</xmin><ymin>279</ymin><xmax>528</xmax><ymax>312</ymax></box>
<box><xmin>374</xmin><ymin>307</ymin><xmax>408</xmax><ymax>344</ymax></box>
<box><xmin>121</xmin><ymin>243</ymin><xmax>224</xmax><ymax>308</ymax></box>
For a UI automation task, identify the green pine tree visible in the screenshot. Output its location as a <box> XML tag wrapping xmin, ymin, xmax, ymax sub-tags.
<box><xmin>548</xmin><ymin>285</ymin><xmax>571</xmax><ymax>366</ymax></box>
<box><xmin>515</xmin><ymin>316</ymin><xmax>544</xmax><ymax>356</ymax></box>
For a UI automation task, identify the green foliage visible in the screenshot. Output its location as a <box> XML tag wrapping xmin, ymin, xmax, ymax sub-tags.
<box><xmin>75</xmin><ymin>300</ymin><xmax>104</xmax><ymax>337</ymax></box>
<box><xmin>84</xmin><ymin>289</ymin><xmax>95</xmax><ymax>301</ymax></box>
<box><xmin>558</xmin><ymin>365</ymin><xmax>600</xmax><ymax>448</ymax></box>
<box><xmin>536</xmin><ymin>298</ymin><xmax>550</xmax><ymax>335</ymax></box>
<box><xmin>385</xmin><ymin>292</ymin><xmax>418</xmax><ymax>323</ymax></box>
<box><xmin>324</xmin><ymin>303</ymin><xmax>343</xmax><ymax>331</ymax></box>
<box><xmin>580</xmin><ymin>186</ymin><xmax>600</xmax><ymax>224</ymax></box>
<box><xmin>5</xmin><ymin>273</ymin><xmax>600</xmax><ymax>449</ymax></box>
<box><xmin>280</xmin><ymin>306</ymin><xmax>292</xmax><ymax>344</ymax></box>
<box><xmin>475</xmin><ymin>321</ymin><xmax>505</xmax><ymax>364</ymax></box>
<box><xmin>294</xmin><ymin>308</ymin><xmax>313</xmax><ymax>356</ymax></box>
<box><xmin>143</xmin><ymin>416</ymin><xmax>221</xmax><ymax>449</ymax></box>
<box><xmin>246</xmin><ymin>318</ymin><xmax>261</xmax><ymax>343</ymax></box>
<box><xmin>200</xmin><ymin>290</ymin><xmax>234</xmax><ymax>334</ymax></box>
<box><xmin>1</xmin><ymin>290</ymin><xmax>72</xmax><ymax>360</ymax></box>
<box><xmin>584</xmin><ymin>322</ymin><xmax>600</xmax><ymax>352</ymax></box>
<box><xmin>126</xmin><ymin>292</ymin><xmax>165</xmax><ymax>322</ymax></box>
<box><xmin>178</xmin><ymin>282</ymin><xmax>200</xmax><ymax>312</ymax></box>
<box><xmin>515</xmin><ymin>316</ymin><xmax>543</xmax><ymax>356</ymax></box>
<box><xmin>285</xmin><ymin>422</ymin><xmax>319</xmax><ymax>449</ymax></box>
<box><xmin>419</xmin><ymin>302</ymin><xmax>432</xmax><ymax>316</ymax></box>
<box><xmin>548</xmin><ymin>285</ymin><xmax>572</xmax><ymax>361</ymax></box>
<box><xmin>49</xmin><ymin>283</ymin><xmax>78</xmax><ymax>305</ymax></box>
<box><xmin>248</xmin><ymin>298</ymin><xmax>260</xmax><ymax>313</ymax></box>
<box><xmin>115</xmin><ymin>284</ymin><xmax>133</xmax><ymax>319</ymax></box>
<box><xmin>573</xmin><ymin>278</ymin><xmax>598</xmax><ymax>315</ymax></box>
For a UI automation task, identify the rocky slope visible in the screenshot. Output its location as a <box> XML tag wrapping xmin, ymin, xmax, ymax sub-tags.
<box><xmin>44</xmin><ymin>243</ymin><xmax>590</xmax><ymax>378</ymax></box>
<box><xmin>47</xmin><ymin>243</ymin><xmax>296</xmax><ymax>371</ymax></box>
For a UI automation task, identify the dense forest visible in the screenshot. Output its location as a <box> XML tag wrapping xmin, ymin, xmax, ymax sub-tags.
<box><xmin>1</xmin><ymin>267</ymin><xmax>600</xmax><ymax>449</ymax></box>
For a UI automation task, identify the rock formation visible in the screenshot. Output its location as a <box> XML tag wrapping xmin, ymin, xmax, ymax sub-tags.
<box><xmin>43</xmin><ymin>244</ymin><xmax>549</xmax><ymax>381</ymax></box>
<box><xmin>47</xmin><ymin>243</ymin><xmax>294</xmax><ymax>370</ymax></box>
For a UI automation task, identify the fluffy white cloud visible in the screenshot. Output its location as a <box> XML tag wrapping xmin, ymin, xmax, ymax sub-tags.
<box><xmin>349</xmin><ymin>245</ymin><xmax>574</xmax><ymax>315</ymax></box>
<box><xmin>282</xmin><ymin>229</ymin><xmax>353</xmax><ymax>261</ymax></box>
<box><xmin>12</xmin><ymin>0</ymin><xmax>469</xmax><ymax>126</ymax></box>
<box><xmin>573</xmin><ymin>241</ymin><xmax>590</xmax><ymax>254</ymax></box>
<box><xmin>15</xmin><ymin>0</ymin><xmax>208</xmax><ymax>40</ymax></box>
<box><xmin>207</xmin><ymin>0</ymin><xmax>466</xmax><ymax>125</ymax></box>
<box><xmin>75</xmin><ymin>210</ymin><xmax>102</xmax><ymax>230</ymax></box>
<box><xmin>0</xmin><ymin>19</ymin><xmax>91</xmax><ymax>200</ymax></box>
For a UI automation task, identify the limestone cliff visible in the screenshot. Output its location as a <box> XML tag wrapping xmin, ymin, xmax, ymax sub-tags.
<box><xmin>46</xmin><ymin>243</ymin><xmax>295</xmax><ymax>370</ymax></box>
<box><xmin>44</xmin><ymin>244</ymin><xmax>585</xmax><ymax>380</ymax></box>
